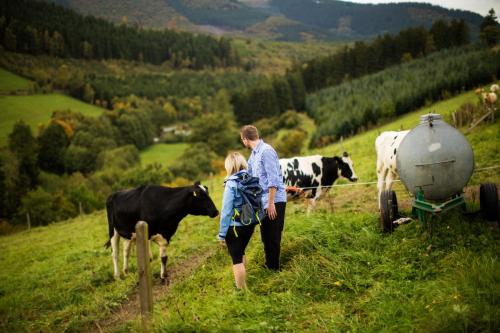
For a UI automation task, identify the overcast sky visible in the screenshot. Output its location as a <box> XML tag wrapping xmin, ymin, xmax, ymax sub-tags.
<box><xmin>345</xmin><ymin>0</ymin><xmax>498</xmax><ymax>16</ymax></box>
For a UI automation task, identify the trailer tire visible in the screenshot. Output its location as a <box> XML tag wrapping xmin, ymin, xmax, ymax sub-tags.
<box><xmin>380</xmin><ymin>190</ymin><xmax>398</xmax><ymax>233</ymax></box>
<box><xmin>480</xmin><ymin>183</ymin><xmax>499</xmax><ymax>222</ymax></box>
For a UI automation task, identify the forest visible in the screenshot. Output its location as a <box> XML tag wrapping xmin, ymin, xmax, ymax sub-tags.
<box><xmin>307</xmin><ymin>46</ymin><xmax>500</xmax><ymax>145</ymax></box>
<box><xmin>0</xmin><ymin>0</ymin><xmax>240</xmax><ymax>68</ymax></box>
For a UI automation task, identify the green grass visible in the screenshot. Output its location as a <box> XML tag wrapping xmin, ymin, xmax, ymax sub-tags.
<box><xmin>313</xmin><ymin>87</ymin><xmax>500</xmax><ymax>186</ymax></box>
<box><xmin>140</xmin><ymin>143</ymin><xmax>189</xmax><ymax>167</ymax></box>
<box><xmin>0</xmin><ymin>87</ymin><xmax>499</xmax><ymax>332</ymax></box>
<box><xmin>0</xmin><ymin>93</ymin><xmax>104</xmax><ymax>146</ymax></box>
<box><xmin>154</xmin><ymin>211</ymin><xmax>499</xmax><ymax>332</ymax></box>
<box><xmin>0</xmin><ymin>68</ymin><xmax>33</xmax><ymax>94</ymax></box>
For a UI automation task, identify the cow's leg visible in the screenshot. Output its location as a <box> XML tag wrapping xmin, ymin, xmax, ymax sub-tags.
<box><xmin>377</xmin><ymin>166</ymin><xmax>388</xmax><ymax>209</ymax></box>
<box><xmin>322</xmin><ymin>188</ymin><xmax>334</xmax><ymax>212</ymax></box>
<box><xmin>307</xmin><ymin>198</ymin><xmax>316</xmax><ymax>214</ymax></box>
<box><xmin>151</xmin><ymin>234</ymin><xmax>168</xmax><ymax>283</ymax></box>
<box><xmin>111</xmin><ymin>229</ymin><xmax>120</xmax><ymax>280</ymax></box>
<box><xmin>386</xmin><ymin>170</ymin><xmax>396</xmax><ymax>192</ymax></box>
<box><xmin>307</xmin><ymin>187</ymin><xmax>322</xmax><ymax>213</ymax></box>
<box><xmin>122</xmin><ymin>239</ymin><xmax>132</xmax><ymax>275</ymax></box>
<box><xmin>122</xmin><ymin>233</ymin><xmax>136</xmax><ymax>275</ymax></box>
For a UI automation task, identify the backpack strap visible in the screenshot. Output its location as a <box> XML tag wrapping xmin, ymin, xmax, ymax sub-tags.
<box><xmin>255</xmin><ymin>211</ymin><xmax>262</xmax><ymax>226</ymax></box>
<box><xmin>232</xmin><ymin>208</ymin><xmax>239</xmax><ymax>238</ymax></box>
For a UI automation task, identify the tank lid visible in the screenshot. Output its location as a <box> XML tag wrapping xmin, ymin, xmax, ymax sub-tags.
<box><xmin>420</xmin><ymin>113</ymin><xmax>442</xmax><ymax>124</ymax></box>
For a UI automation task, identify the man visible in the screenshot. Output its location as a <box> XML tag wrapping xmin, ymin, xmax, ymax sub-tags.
<box><xmin>240</xmin><ymin>125</ymin><xmax>287</xmax><ymax>271</ymax></box>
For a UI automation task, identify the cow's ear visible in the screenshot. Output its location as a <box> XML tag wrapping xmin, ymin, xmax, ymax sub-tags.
<box><xmin>194</xmin><ymin>181</ymin><xmax>201</xmax><ymax>186</ymax></box>
<box><xmin>342</xmin><ymin>152</ymin><xmax>349</xmax><ymax>157</ymax></box>
<box><xmin>193</xmin><ymin>191</ymin><xmax>197</xmax><ymax>197</ymax></box>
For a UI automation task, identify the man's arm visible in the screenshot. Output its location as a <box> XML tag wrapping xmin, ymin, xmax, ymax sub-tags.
<box><xmin>262</xmin><ymin>148</ymin><xmax>281</xmax><ymax>220</ymax></box>
<box><xmin>267</xmin><ymin>187</ymin><xmax>277</xmax><ymax>220</ymax></box>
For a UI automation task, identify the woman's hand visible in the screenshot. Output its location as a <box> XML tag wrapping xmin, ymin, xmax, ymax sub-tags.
<box><xmin>217</xmin><ymin>237</ymin><xmax>226</xmax><ymax>247</ymax></box>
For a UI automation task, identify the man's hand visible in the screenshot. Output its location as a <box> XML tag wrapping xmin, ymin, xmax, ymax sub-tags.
<box><xmin>267</xmin><ymin>202</ymin><xmax>277</xmax><ymax>220</ymax></box>
<box><xmin>217</xmin><ymin>237</ymin><xmax>226</xmax><ymax>247</ymax></box>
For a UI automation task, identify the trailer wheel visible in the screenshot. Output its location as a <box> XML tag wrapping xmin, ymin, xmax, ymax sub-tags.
<box><xmin>480</xmin><ymin>183</ymin><xmax>499</xmax><ymax>222</ymax></box>
<box><xmin>380</xmin><ymin>190</ymin><xmax>398</xmax><ymax>233</ymax></box>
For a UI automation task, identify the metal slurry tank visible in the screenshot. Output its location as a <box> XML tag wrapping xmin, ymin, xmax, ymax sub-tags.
<box><xmin>396</xmin><ymin>114</ymin><xmax>474</xmax><ymax>201</ymax></box>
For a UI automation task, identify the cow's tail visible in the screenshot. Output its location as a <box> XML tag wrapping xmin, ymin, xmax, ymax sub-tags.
<box><xmin>104</xmin><ymin>195</ymin><xmax>114</xmax><ymax>248</ymax></box>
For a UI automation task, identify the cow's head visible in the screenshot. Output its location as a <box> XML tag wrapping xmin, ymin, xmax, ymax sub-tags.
<box><xmin>189</xmin><ymin>182</ymin><xmax>219</xmax><ymax>218</ymax></box>
<box><xmin>337</xmin><ymin>152</ymin><xmax>358</xmax><ymax>182</ymax></box>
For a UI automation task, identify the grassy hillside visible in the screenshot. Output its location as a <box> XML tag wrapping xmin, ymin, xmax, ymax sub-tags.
<box><xmin>0</xmin><ymin>93</ymin><xmax>104</xmax><ymax>146</ymax></box>
<box><xmin>232</xmin><ymin>38</ymin><xmax>342</xmax><ymax>75</ymax></box>
<box><xmin>140</xmin><ymin>143</ymin><xmax>189</xmax><ymax>167</ymax></box>
<box><xmin>313</xmin><ymin>86</ymin><xmax>500</xmax><ymax>213</ymax></box>
<box><xmin>0</xmin><ymin>88</ymin><xmax>498</xmax><ymax>332</ymax></box>
<box><xmin>0</xmin><ymin>68</ymin><xmax>33</xmax><ymax>94</ymax></box>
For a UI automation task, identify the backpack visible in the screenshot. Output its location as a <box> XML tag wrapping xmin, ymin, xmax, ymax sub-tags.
<box><xmin>232</xmin><ymin>172</ymin><xmax>265</xmax><ymax>226</ymax></box>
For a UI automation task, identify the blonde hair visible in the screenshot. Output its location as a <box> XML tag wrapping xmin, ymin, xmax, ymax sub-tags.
<box><xmin>225</xmin><ymin>152</ymin><xmax>248</xmax><ymax>176</ymax></box>
<box><xmin>240</xmin><ymin>125</ymin><xmax>259</xmax><ymax>141</ymax></box>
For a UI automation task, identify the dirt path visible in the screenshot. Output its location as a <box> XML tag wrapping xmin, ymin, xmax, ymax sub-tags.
<box><xmin>93</xmin><ymin>246</ymin><xmax>216</xmax><ymax>332</ymax></box>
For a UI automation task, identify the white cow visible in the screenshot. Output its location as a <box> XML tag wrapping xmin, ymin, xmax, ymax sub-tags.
<box><xmin>375</xmin><ymin>130</ymin><xmax>409</xmax><ymax>208</ymax></box>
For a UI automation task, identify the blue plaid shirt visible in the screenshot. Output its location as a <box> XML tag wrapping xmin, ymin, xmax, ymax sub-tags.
<box><xmin>248</xmin><ymin>140</ymin><xmax>287</xmax><ymax>208</ymax></box>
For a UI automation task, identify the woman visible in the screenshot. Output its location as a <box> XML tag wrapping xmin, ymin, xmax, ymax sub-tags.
<box><xmin>218</xmin><ymin>151</ymin><xmax>256</xmax><ymax>290</ymax></box>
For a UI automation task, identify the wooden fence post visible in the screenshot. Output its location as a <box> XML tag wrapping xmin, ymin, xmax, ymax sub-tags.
<box><xmin>135</xmin><ymin>221</ymin><xmax>153</xmax><ymax>323</ymax></box>
<box><xmin>26</xmin><ymin>212</ymin><xmax>31</xmax><ymax>231</ymax></box>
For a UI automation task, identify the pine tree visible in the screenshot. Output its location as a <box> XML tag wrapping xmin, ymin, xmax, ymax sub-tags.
<box><xmin>480</xmin><ymin>9</ymin><xmax>499</xmax><ymax>46</ymax></box>
<box><xmin>272</xmin><ymin>77</ymin><xmax>293</xmax><ymax>113</ymax></box>
<box><xmin>287</xmin><ymin>72</ymin><xmax>306</xmax><ymax>111</ymax></box>
<box><xmin>8</xmin><ymin>121</ymin><xmax>39</xmax><ymax>189</ymax></box>
<box><xmin>430</xmin><ymin>20</ymin><xmax>450</xmax><ymax>50</ymax></box>
<box><xmin>38</xmin><ymin>123</ymin><xmax>69</xmax><ymax>175</ymax></box>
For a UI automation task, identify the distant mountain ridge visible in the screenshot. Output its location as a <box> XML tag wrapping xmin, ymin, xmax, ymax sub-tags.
<box><xmin>45</xmin><ymin>0</ymin><xmax>484</xmax><ymax>41</ymax></box>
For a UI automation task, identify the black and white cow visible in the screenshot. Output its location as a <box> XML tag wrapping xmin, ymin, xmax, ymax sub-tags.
<box><xmin>375</xmin><ymin>130</ymin><xmax>409</xmax><ymax>208</ymax></box>
<box><xmin>279</xmin><ymin>152</ymin><xmax>358</xmax><ymax>209</ymax></box>
<box><xmin>105</xmin><ymin>182</ymin><xmax>218</xmax><ymax>281</ymax></box>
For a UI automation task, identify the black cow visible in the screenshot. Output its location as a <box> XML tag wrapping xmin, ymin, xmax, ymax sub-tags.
<box><xmin>279</xmin><ymin>153</ymin><xmax>358</xmax><ymax>210</ymax></box>
<box><xmin>105</xmin><ymin>182</ymin><xmax>218</xmax><ymax>281</ymax></box>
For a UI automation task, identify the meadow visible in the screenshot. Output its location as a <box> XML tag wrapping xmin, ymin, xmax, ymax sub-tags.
<box><xmin>0</xmin><ymin>70</ymin><xmax>104</xmax><ymax>146</ymax></box>
<box><xmin>0</xmin><ymin>68</ymin><xmax>33</xmax><ymax>94</ymax></box>
<box><xmin>140</xmin><ymin>143</ymin><xmax>189</xmax><ymax>167</ymax></box>
<box><xmin>0</xmin><ymin>87</ymin><xmax>498</xmax><ymax>332</ymax></box>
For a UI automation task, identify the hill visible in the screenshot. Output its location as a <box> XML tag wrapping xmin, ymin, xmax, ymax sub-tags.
<box><xmin>306</xmin><ymin>46</ymin><xmax>500</xmax><ymax>145</ymax></box>
<box><xmin>0</xmin><ymin>86</ymin><xmax>498</xmax><ymax>331</ymax></box>
<box><xmin>1</xmin><ymin>0</ymin><xmax>239</xmax><ymax>69</ymax></box>
<box><xmin>45</xmin><ymin>0</ymin><xmax>485</xmax><ymax>41</ymax></box>
<box><xmin>0</xmin><ymin>69</ymin><xmax>105</xmax><ymax>146</ymax></box>
<box><xmin>0</xmin><ymin>68</ymin><xmax>34</xmax><ymax>94</ymax></box>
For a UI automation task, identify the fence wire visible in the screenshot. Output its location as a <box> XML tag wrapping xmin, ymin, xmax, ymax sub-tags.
<box><xmin>286</xmin><ymin>164</ymin><xmax>500</xmax><ymax>190</ymax></box>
